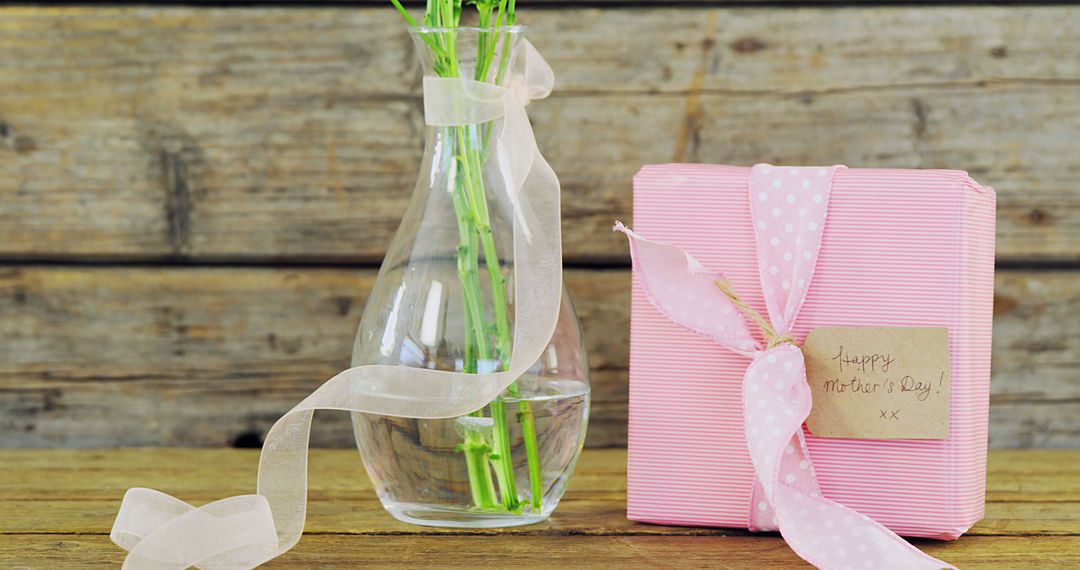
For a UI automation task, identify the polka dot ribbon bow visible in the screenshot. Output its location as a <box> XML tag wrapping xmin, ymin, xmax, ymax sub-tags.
<box><xmin>614</xmin><ymin>164</ymin><xmax>954</xmax><ymax>570</ymax></box>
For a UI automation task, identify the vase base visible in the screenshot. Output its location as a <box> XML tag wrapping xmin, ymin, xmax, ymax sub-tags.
<box><xmin>385</xmin><ymin>503</ymin><xmax>550</xmax><ymax>529</ymax></box>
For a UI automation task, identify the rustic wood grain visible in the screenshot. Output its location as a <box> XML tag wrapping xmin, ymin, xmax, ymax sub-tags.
<box><xmin>0</xmin><ymin>266</ymin><xmax>1075</xmax><ymax>449</ymax></box>
<box><xmin>0</xmin><ymin>267</ymin><xmax>630</xmax><ymax>448</ymax></box>
<box><xmin>1</xmin><ymin>449</ymin><xmax>1078</xmax><ymax>568</ymax></box>
<box><xmin>5</xmin><ymin>496</ymin><xmax>1077</xmax><ymax>537</ymax></box>
<box><xmin>9</xmin><ymin>534</ymin><xmax>1079</xmax><ymax>569</ymax></box>
<box><xmin>4</xmin><ymin>448</ymin><xmax>1074</xmax><ymax>500</ymax></box>
<box><xmin>0</xmin><ymin>6</ymin><xmax>1077</xmax><ymax>262</ymax></box>
<box><xmin>1</xmin><ymin>450</ymin><xmax>1077</xmax><ymax>534</ymax></box>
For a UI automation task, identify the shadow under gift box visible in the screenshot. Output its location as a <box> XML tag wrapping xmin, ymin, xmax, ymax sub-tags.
<box><xmin>627</xmin><ymin>164</ymin><xmax>995</xmax><ymax>539</ymax></box>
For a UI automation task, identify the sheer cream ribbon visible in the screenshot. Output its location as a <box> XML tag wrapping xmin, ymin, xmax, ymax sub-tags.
<box><xmin>110</xmin><ymin>39</ymin><xmax>562</xmax><ymax>569</ymax></box>
<box><xmin>422</xmin><ymin>39</ymin><xmax>554</xmax><ymax>240</ymax></box>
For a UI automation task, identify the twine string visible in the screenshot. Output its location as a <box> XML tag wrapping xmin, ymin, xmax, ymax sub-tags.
<box><xmin>714</xmin><ymin>280</ymin><xmax>797</xmax><ymax>349</ymax></box>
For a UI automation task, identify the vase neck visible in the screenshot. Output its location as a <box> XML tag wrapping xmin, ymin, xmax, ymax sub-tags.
<box><xmin>410</xmin><ymin>27</ymin><xmax>525</xmax><ymax>86</ymax></box>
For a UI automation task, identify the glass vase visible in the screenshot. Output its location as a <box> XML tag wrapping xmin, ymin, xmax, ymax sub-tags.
<box><xmin>350</xmin><ymin>26</ymin><xmax>590</xmax><ymax>528</ymax></box>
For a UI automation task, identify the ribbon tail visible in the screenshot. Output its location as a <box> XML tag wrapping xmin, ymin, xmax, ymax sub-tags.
<box><xmin>614</xmin><ymin>223</ymin><xmax>760</xmax><ymax>355</ymax></box>
<box><xmin>745</xmin><ymin>346</ymin><xmax>956</xmax><ymax>569</ymax></box>
<box><xmin>495</xmin><ymin>97</ymin><xmax>538</xmax><ymax>242</ymax></box>
<box><xmin>113</xmin><ymin>489</ymin><xmax>278</xmax><ymax>569</ymax></box>
<box><xmin>517</xmin><ymin>39</ymin><xmax>555</xmax><ymax>101</ymax></box>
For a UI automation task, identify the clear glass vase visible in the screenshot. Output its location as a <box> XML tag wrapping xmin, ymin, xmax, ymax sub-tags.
<box><xmin>350</xmin><ymin>26</ymin><xmax>590</xmax><ymax>528</ymax></box>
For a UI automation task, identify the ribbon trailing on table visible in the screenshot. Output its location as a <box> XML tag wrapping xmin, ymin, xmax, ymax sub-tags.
<box><xmin>110</xmin><ymin>39</ymin><xmax>562</xmax><ymax>569</ymax></box>
<box><xmin>615</xmin><ymin>164</ymin><xmax>955</xmax><ymax>570</ymax></box>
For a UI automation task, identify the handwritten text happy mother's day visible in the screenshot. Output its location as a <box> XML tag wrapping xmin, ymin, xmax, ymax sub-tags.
<box><xmin>803</xmin><ymin>327</ymin><xmax>951</xmax><ymax>439</ymax></box>
<box><xmin>826</xmin><ymin>346</ymin><xmax>944</xmax><ymax>403</ymax></box>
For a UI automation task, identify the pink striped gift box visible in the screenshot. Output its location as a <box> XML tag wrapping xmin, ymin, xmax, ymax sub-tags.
<box><xmin>627</xmin><ymin>164</ymin><xmax>995</xmax><ymax>539</ymax></box>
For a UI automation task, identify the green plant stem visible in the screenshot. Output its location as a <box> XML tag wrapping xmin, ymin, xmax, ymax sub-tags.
<box><xmin>456</xmin><ymin>125</ymin><xmax>521</xmax><ymax>512</ymax></box>
<box><xmin>467</xmin><ymin>120</ymin><xmax>543</xmax><ymax>514</ymax></box>
<box><xmin>449</xmin><ymin>147</ymin><xmax>500</xmax><ymax>510</ymax></box>
<box><xmin>471</xmin><ymin>0</ymin><xmax>544</xmax><ymax>512</ymax></box>
<box><xmin>518</xmin><ymin>399</ymin><xmax>542</xmax><ymax>509</ymax></box>
<box><xmin>393</xmin><ymin>0</ymin><xmax>542</xmax><ymax>513</ymax></box>
<box><xmin>390</xmin><ymin>0</ymin><xmax>420</xmax><ymax>28</ymax></box>
<box><xmin>430</xmin><ymin>8</ymin><xmax>518</xmax><ymax>513</ymax></box>
<box><xmin>482</xmin><ymin>0</ymin><xmax>545</xmax><ymax>511</ymax></box>
<box><xmin>460</xmin><ymin>427</ymin><xmax>497</xmax><ymax>509</ymax></box>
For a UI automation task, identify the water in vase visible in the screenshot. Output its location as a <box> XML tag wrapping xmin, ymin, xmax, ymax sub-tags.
<box><xmin>352</xmin><ymin>377</ymin><xmax>589</xmax><ymax>527</ymax></box>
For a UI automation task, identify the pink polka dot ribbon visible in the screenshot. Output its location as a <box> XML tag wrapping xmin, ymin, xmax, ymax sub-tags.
<box><xmin>614</xmin><ymin>164</ymin><xmax>955</xmax><ymax>569</ymax></box>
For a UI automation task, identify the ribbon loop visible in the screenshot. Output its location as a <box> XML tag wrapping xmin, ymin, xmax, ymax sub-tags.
<box><xmin>421</xmin><ymin>39</ymin><xmax>553</xmax><ymax>127</ymax></box>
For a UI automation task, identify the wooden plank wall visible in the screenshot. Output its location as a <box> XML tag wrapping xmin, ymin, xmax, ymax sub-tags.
<box><xmin>0</xmin><ymin>5</ymin><xmax>1077</xmax><ymax>449</ymax></box>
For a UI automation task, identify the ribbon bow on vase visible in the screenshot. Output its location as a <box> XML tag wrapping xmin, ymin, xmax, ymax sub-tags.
<box><xmin>422</xmin><ymin>39</ymin><xmax>556</xmax><ymax>241</ymax></box>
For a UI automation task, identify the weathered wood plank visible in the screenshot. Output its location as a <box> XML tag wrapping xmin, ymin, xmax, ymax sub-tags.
<box><xmin>2</xmin><ymin>449</ymin><xmax>1077</xmax><ymax>535</ymax></box>
<box><xmin>0</xmin><ymin>6</ymin><xmax>1077</xmax><ymax>262</ymax></box>
<box><xmin>990</xmin><ymin>271</ymin><xmax>1080</xmax><ymax>449</ymax></box>
<box><xmin>4</xmin><ymin>448</ymin><xmax>1074</xmax><ymax>499</ymax></box>
<box><xmin>0</xmin><ymin>267</ymin><xmax>1075</xmax><ymax>449</ymax></box>
<box><xmin>6</xmin><ymin>496</ymin><xmax>1077</xmax><ymax>537</ymax></box>
<box><xmin>0</xmin><ymin>267</ymin><xmax>630</xmax><ymax>448</ymax></box>
<box><xmin>9</xmin><ymin>534</ymin><xmax>1080</xmax><ymax>569</ymax></box>
<box><xmin>1</xmin><ymin>450</ymin><xmax>1077</xmax><ymax>568</ymax></box>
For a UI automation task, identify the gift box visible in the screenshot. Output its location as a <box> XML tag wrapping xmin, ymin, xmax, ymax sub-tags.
<box><xmin>627</xmin><ymin>164</ymin><xmax>995</xmax><ymax>540</ymax></box>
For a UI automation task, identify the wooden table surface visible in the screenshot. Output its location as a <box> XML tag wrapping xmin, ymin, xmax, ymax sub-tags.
<box><xmin>2</xmin><ymin>448</ymin><xmax>1077</xmax><ymax>568</ymax></box>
